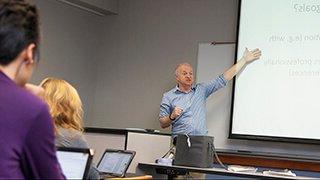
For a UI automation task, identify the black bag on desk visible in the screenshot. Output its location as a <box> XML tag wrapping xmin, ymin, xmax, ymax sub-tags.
<box><xmin>173</xmin><ymin>135</ymin><xmax>214</xmax><ymax>168</ymax></box>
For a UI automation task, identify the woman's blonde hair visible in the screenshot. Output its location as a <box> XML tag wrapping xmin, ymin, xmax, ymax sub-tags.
<box><xmin>40</xmin><ymin>77</ymin><xmax>83</xmax><ymax>133</ymax></box>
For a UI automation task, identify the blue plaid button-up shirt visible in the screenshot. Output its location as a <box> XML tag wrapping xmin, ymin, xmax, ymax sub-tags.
<box><xmin>159</xmin><ymin>75</ymin><xmax>228</xmax><ymax>137</ymax></box>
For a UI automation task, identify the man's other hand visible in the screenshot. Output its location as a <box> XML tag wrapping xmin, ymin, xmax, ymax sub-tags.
<box><xmin>170</xmin><ymin>107</ymin><xmax>183</xmax><ymax>120</ymax></box>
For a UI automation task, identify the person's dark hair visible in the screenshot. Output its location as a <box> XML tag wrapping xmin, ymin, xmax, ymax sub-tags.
<box><xmin>0</xmin><ymin>0</ymin><xmax>40</xmax><ymax>66</ymax></box>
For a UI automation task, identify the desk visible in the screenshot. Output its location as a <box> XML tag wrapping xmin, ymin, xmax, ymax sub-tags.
<box><xmin>138</xmin><ymin>162</ymin><xmax>314</xmax><ymax>179</ymax></box>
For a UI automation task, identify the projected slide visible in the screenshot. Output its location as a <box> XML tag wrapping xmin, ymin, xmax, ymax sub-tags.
<box><xmin>232</xmin><ymin>0</ymin><xmax>320</xmax><ymax>140</ymax></box>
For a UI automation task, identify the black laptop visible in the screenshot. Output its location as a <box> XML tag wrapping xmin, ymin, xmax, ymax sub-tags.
<box><xmin>56</xmin><ymin>147</ymin><xmax>94</xmax><ymax>179</ymax></box>
<box><xmin>97</xmin><ymin>149</ymin><xmax>136</xmax><ymax>178</ymax></box>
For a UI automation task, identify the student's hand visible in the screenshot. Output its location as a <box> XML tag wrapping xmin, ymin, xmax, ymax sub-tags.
<box><xmin>170</xmin><ymin>107</ymin><xmax>183</xmax><ymax>120</ymax></box>
<box><xmin>243</xmin><ymin>48</ymin><xmax>262</xmax><ymax>62</ymax></box>
<box><xmin>24</xmin><ymin>83</ymin><xmax>45</xmax><ymax>100</ymax></box>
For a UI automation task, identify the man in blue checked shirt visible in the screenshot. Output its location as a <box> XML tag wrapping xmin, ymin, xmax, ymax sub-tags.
<box><xmin>159</xmin><ymin>48</ymin><xmax>261</xmax><ymax>137</ymax></box>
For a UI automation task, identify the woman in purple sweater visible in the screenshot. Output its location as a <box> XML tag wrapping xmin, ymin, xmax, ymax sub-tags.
<box><xmin>0</xmin><ymin>0</ymin><xmax>65</xmax><ymax>179</ymax></box>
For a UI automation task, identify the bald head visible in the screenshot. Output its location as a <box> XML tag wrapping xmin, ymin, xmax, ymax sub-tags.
<box><xmin>175</xmin><ymin>63</ymin><xmax>193</xmax><ymax>77</ymax></box>
<box><xmin>175</xmin><ymin>63</ymin><xmax>194</xmax><ymax>91</ymax></box>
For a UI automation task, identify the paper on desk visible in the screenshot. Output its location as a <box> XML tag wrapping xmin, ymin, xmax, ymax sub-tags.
<box><xmin>227</xmin><ymin>165</ymin><xmax>257</xmax><ymax>173</ymax></box>
<box><xmin>263</xmin><ymin>169</ymin><xmax>296</xmax><ymax>177</ymax></box>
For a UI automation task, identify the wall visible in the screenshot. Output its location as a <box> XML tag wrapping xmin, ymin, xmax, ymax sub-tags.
<box><xmin>31</xmin><ymin>0</ymin><xmax>104</xmax><ymax>126</ymax></box>
<box><xmin>81</xmin><ymin>0</ymin><xmax>119</xmax><ymax>14</ymax></box>
<box><xmin>92</xmin><ymin>0</ymin><xmax>239</xmax><ymax>130</ymax></box>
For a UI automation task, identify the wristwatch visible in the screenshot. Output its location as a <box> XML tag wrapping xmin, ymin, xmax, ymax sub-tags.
<box><xmin>169</xmin><ymin>114</ymin><xmax>175</xmax><ymax>121</ymax></box>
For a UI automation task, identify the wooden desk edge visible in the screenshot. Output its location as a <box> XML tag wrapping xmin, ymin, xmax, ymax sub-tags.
<box><xmin>105</xmin><ymin>175</ymin><xmax>152</xmax><ymax>180</ymax></box>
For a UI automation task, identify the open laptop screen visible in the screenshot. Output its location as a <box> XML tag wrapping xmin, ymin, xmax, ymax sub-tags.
<box><xmin>97</xmin><ymin>149</ymin><xmax>135</xmax><ymax>177</ymax></box>
<box><xmin>56</xmin><ymin>147</ymin><xmax>93</xmax><ymax>179</ymax></box>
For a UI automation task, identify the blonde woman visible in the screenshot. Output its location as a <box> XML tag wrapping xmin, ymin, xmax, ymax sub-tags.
<box><xmin>40</xmin><ymin>77</ymin><xmax>99</xmax><ymax>179</ymax></box>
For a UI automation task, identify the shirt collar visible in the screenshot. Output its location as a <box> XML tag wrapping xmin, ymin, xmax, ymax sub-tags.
<box><xmin>174</xmin><ymin>84</ymin><xmax>195</xmax><ymax>93</ymax></box>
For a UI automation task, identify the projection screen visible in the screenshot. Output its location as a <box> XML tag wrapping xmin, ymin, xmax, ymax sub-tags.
<box><xmin>231</xmin><ymin>0</ymin><xmax>320</xmax><ymax>143</ymax></box>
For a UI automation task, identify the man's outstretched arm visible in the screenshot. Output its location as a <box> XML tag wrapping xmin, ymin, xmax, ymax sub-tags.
<box><xmin>223</xmin><ymin>48</ymin><xmax>262</xmax><ymax>81</ymax></box>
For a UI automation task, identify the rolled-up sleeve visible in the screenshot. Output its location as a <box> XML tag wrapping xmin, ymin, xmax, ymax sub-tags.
<box><xmin>159</xmin><ymin>95</ymin><xmax>171</xmax><ymax>118</ymax></box>
<box><xmin>203</xmin><ymin>74</ymin><xmax>228</xmax><ymax>98</ymax></box>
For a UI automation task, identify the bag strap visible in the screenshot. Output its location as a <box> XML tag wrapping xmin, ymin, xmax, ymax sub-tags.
<box><xmin>210</xmin><ymin>141</ymin><xmax>227</xmax><ymax>169</ymax></box>
<box><xmin>185</xmin><ymin>134</ymin><xmax>191</xmax><ymax>147</ymax></box>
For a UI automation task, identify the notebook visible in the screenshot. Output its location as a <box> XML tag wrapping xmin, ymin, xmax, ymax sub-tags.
<box><xmin>56</xmin><ymin>147</ymin><xmax>93</xmax><ymax>179</ymax></box>
<box><xmin>97</xmin><ymin>149</ymin><xmax>136</xmax><ymax>178</ymax></box>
